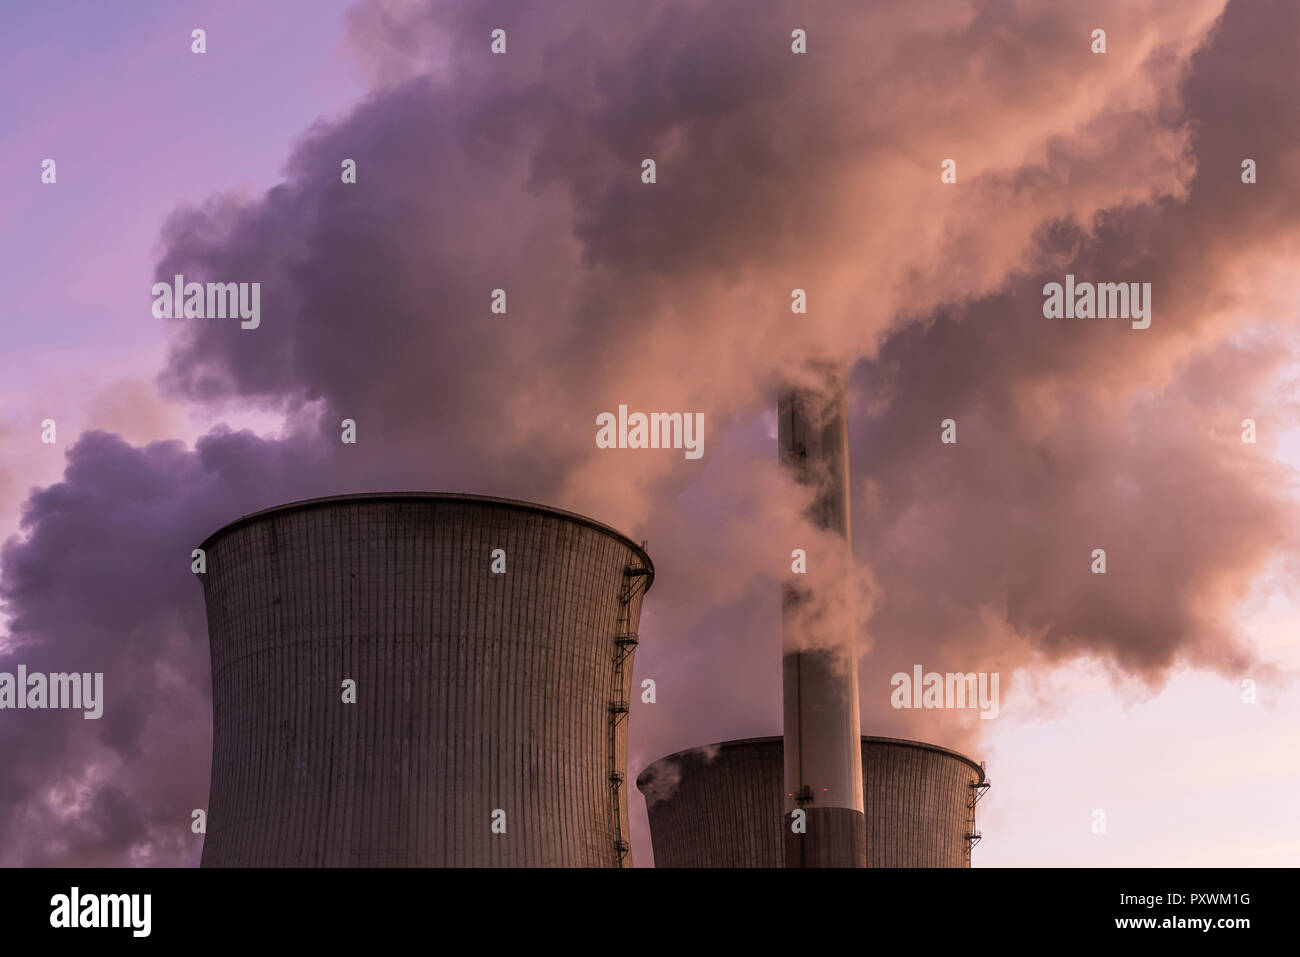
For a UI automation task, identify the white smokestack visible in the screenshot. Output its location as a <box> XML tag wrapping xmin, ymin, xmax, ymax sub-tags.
<box><xmin>779</xmin><ymin>362</ymin><xmax>866</xmax><ymax>867</ymax></box>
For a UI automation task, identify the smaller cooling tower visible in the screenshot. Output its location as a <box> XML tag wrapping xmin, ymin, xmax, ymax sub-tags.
<box><xmin>637</xmin><ymin>736</ymin><xmax>987</xmax><ymax>867</ymax></box>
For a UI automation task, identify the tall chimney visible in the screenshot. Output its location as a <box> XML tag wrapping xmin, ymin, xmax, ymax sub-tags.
<box><xmin>779</xmin><ymin>363</ymin><xmax>866</xmax><ymax>867</ymax></box>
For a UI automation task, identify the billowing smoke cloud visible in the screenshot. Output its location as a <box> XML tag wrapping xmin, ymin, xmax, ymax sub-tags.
<box><xmin>0</xmin><ymin>428</ymin><xmax>338</xmax><ymax>864</ymax></box>
<box><xmin>2</xmin><ymin>0</ymin><xmax>1298</xmax><ymax>865</ymax></box>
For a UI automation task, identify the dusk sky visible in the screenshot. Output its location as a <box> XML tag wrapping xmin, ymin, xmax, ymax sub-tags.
<box><xmin>1</xmin><ymin>0</ymin><xmax>1297</xmax><ymax>867</ymax></box>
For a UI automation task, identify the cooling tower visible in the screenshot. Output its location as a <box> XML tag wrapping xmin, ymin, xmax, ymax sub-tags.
<box><xmin>779</xmin><ymin>365</ymin><xmax>866</xmax><ymax>866</ymax></box>
<box><xmin>197</xmin><ymin>492</ymin><xmax>653</xmax><ymax>867</ymax></box>
<box><xmin>637</xmin><ymin>736</ymin><xmax>987</xmax><ymax>868</ymax></box>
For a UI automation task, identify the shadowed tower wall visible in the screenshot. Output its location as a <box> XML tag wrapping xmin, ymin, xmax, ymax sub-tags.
<box><xmin>197</xmin><ymin>493</ymin><xmax>652</xmax><ymax>867</ymax></box>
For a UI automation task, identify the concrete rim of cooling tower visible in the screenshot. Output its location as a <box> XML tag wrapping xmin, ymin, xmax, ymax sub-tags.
<box><xmin>198</xmin><ymin>490</ymin><xmax>654</xmax><ymax>582</ymax></box>
<box><xmin>636</xmin><ymin>734</ymin><xmax>986</xmax><ymax>787</ymax></box>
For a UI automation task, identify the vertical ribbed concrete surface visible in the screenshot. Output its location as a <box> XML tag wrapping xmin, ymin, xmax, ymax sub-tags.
<box><xmin>638</xmin><ymin>736</ymin><xmax>985</xmax><ymax>868</ymax></box>
<box><xmin>638</xmin><ymin>741</ymin><xmax>787</xmax><ymax>867</ymax></box>
<box><xmin>198</xmin><ymin>493</ymin><xmax>652</xmax><ymax>867</ymax></box>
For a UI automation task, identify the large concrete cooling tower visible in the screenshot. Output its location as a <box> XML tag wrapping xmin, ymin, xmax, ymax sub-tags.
<box><xmin>197</xmin><ymin>492</ymin><xmax>653</xmax><ymax>867</ymax></box>
<box><xmin>637</xmin><ymin>736</ymin><xmax>988</xmax><ymax>867</ymax></box>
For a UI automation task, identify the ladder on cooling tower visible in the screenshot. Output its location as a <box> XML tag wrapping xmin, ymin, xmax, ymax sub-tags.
<box><xmin>964</xmin><ymin>777</ymin><xmax>991</xmax><ymax>864</ymax></box>
<box><xmin>608</xmin><ymin>559</ymin><xmax>651</xmax><ymax>867</ymax></box>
